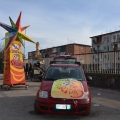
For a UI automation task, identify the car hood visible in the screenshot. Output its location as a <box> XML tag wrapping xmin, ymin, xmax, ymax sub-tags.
<box><xmin>40</xmin><ymin>81</ymin><xmax>54</xmax><ymax>92</ymax></box>
<box><xmin>40</xmin><ymin>79</ymin><xmax>89</xmax><ymax>99</ymax></box>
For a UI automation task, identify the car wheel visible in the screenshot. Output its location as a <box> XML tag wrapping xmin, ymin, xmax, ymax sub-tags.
<box><xmin>34</xmin><ymin>100</ymin><xmax>40</xmax><ymax>114</ymax></box>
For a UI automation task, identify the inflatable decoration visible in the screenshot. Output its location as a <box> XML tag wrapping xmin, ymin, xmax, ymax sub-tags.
<box><xmin>0</xmin><ymin>12</ymin><xmax>36</xmax><ymax>90</ymax></box>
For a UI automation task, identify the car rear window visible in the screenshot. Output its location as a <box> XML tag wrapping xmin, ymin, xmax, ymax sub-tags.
<box><xmin>54</xmin><ymin>58</ymin><xmax>76</xmax><ymax>64</ymax></box>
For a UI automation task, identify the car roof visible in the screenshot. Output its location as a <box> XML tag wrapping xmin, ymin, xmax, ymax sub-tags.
<box><xmin>54</xmin><ymin>55</ymin><xmax>77</xmax><ymax>59</ymax></box>
<box><xmin>50</xmin><ymin>63</ymin><xmax>81</xmax><ymax>68</ymax></box>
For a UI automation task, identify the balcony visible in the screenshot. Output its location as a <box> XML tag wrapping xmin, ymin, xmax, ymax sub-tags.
<box><xmin>93</xmin><ymin>36</ymin><xmax>102</xmax><ymax>45</ymax></box>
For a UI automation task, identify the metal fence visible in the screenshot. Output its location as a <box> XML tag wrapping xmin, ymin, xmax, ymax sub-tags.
<box><xmin>29</xmin><ymin>51</ymin><xmax>120</xmax><ymax>75</ymax></box>
<box><xmin>76</xmin><ymin>50</ymin><xmax>120</xmax><ymax>74</ymax></box>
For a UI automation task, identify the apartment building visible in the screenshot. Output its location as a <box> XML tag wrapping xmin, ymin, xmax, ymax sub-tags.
<box><xmin>90</xmin><ymin>30</ymin><xmax>120</xmax><ymax>70</ymax></box>
<box><xmin>28</xmin><ymin>43</ymin><xmax>91</xmax><ymax>64</ymax></box>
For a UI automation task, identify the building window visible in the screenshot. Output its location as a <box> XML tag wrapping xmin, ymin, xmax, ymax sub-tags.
<box><xmin>107</xmin><ymin>36</ymin><xmax>109</xmax><ymax>42</ymax></box>
<box><xmin>93</xmin><ymin>55</ymin><xmax>94</xmax><ymax>59</ymax></box>
<box><xmin>104</xmin><ymin>54</ymin><xmax>106</xmax><ymax>58</ymax></box>
<box><xmin>69</xmin><ymin>46</ymin><xmax>71</xmax><ymax>49</ymax></box>
<box><xmin>108</xmin><ymin>54</ymin><xmax>109</xmax><ymax>60</ymax></box>
<box><xmin>107</xmin><ymin>46</ymin><xmax>109</xmax><ymax>51</ymax></box>
<box><xmin>117</xmin><ymin>34</ymin><xmax>120</xmax><ymax>41</ymax></box>
<box><xmin>81</xmin><ymin>46</ymin><xmax>84</xmax><ymax>49</ymax></box>
<box><xmin>102</xmin><ymin>38</ymin><xmax>104</xmax><ymax>43</ymax></box>
<box><xmin>93</xmin><ymin>39</ymin><xmax>96</xmax><ymax>44</ymax></box>
<box><xmin>113</xmin><ymin>35</ymin><xmax>116</xmax><ymax>40</ymax></box>
<box><xmin>104</xmin><ymin>46</ymin><xmax>107</xmax><ymax>50</ymax></box>
<box><xmin>93</xmin><ymin>48</ymin><xmax>96</xmax><ymax>52</ymax></box>
<box><xmin>103</xmin><ymin>37</ymin><xmax>106</xmax><ymax>42</ymax></box>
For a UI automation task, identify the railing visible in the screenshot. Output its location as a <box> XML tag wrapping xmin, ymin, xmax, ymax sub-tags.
<box><xmin>76</xmin><ymin>50</ymin><xmax>120</xmax><ymax>74</ymax></box>
<box><xmin>81</xmin><ymin>63</ymin><xmax>120</xmax><ymax>74</ymax></box>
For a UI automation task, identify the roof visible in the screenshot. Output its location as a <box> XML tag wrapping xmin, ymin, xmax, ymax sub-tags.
<box><xmin>54</xmin><ymin>55</ymin><xmax>77</xmax><ymax>59</ymax></box>
<box><xmin>51</xmin><ymin>43</ymin><xmax>91</xmax><ymax>48</ymax></box>
<box><xmin>90</xmin><ymin>30</ymin><xmax>120</xmax><ymax>38</ymax></box>
<box><xmin>60</xmin><ymin>43</ymin><xmax>91</xmax><ymax>47</ymax></box>
<box><xmin>28</xmin><ymin>43</ymin><xmax>91</xmax><ymax>53</ymax></box>
<box><xmin>50</xmin><ymin>64</ymin><xmax>80</xmax><ymax>67</ymax></box>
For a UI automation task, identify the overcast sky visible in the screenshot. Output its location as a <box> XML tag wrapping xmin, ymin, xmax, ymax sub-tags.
<box><xmin>0</xmin><ymin>0</ymin><xmax>120</xmax><ymax>57</ymax></box>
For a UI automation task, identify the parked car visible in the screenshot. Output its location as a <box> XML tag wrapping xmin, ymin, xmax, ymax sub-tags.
<box><xmin>34</xmin><ymin>61</ymin><xmax>91</xmax><ymax>115</ymax></box>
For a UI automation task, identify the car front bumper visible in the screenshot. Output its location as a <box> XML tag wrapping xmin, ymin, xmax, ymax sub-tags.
<box><xmin>36</xmin><ymin>98</ymin><xmax>91</xmax><ymax>115</ymax></box>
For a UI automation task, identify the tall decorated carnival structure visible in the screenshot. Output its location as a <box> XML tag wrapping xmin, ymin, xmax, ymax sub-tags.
<box><xmin>0</xmin><ymin>12</ymin><xmax>36</xmax><ymax>90</ymax></box>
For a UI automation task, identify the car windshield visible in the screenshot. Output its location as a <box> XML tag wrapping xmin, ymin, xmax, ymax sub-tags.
<box><xmin>44</xmin><ymin>66</ymin><xmax>84</xmax><ymax>81</ymax></box>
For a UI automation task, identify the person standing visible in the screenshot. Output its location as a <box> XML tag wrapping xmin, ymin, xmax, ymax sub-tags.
<box><xmin>25</xmin><ymin>63</ymin><xmax>29</xmax><ymax>80</ymax></box>
<box><xmin>28</xmin><ymin>63</ymin><xmax>32</xmax><ymax>79</ymax></box>
<box><xmin>36</xmin><ymin>61</ymin><xmax>44</xmax><ymax>81</ymax></box>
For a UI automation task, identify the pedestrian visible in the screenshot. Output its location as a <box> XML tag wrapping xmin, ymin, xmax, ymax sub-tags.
<box><xmin>25</xmin><ymin>63</ymin><xmax>29</xmax><ymax>80</ymax></box>
<box><xmin>36</xmin><ymin>61</ymin><xmax>44</xmax><ymax>81</ymax></box>
<box><xmin>28</xmin><ymin>63</ymin><xmax>32</xmax><ymax>79</ymax></box>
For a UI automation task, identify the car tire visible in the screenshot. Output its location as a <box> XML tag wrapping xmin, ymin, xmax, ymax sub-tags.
<box><xmin>34</xmin><ymin>100</ymin><xmax>40</xmax><ymax>114</ymax></box>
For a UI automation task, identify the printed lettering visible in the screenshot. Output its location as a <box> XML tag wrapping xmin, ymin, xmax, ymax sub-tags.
<box><xmin>56</xmin><ymin>84</ymin><xmax>62</xmax><ymax>89</ymax></box>
<box><xmin>61</xmin><ymin>86</ymin><xmax>68</xmax><ymax>94</ymax></box>
<box><xmin>74</xmin><ymin>89</ymin><xmax>78</xmax><ymax>95</ymax></box>
<box><xmin>69</xmin><ymin>89</ymin><xmax>74</xmax><ymax>94</ymax></box>
<box><xmin>11</xmin><ymin>60</ymin><xmax>24</xmax><ymax>68</ymax></box>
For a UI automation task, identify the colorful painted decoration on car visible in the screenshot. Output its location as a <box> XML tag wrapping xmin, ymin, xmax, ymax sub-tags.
<box><xmin>51</xmin><ymin>79</ymin><xmax>84</xmax><ymax>99</ymax></box>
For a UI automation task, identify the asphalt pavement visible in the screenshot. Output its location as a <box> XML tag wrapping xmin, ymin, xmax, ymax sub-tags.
<box><xmin>0</xmin><ymin>78</ymin><xmax>120</xmax><ymax>120</ymax></box>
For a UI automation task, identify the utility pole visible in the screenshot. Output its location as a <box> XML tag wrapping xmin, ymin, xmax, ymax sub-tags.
<box><xmin>24</xmin><ymin>29</ymin><xmax>26</xmax><ymax>59</ymax></box>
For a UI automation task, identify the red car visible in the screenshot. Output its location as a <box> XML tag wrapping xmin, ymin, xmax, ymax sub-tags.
<box><xmin>34</xmin><ymin>61</ymin><xmax>91</xmax><ymax>116</ymax></box>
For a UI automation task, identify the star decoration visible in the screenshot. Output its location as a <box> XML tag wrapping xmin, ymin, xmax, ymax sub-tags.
<box><xmin>0</xmin><ymin>12</ymin><xmax>36</xmax><ymax>52</ymax></box>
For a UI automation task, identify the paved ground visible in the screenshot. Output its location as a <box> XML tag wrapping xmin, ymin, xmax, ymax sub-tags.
<box><xmin>0</xmin><ymin>78</ymin><xmax>120</xmax><ymax>120</ymax></box>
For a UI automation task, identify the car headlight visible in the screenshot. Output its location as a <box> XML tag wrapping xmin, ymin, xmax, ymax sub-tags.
<box><xmin>39</xmin><ymin>91</ymin><xmax>48</xmax><ymax>98</ymax></box>
<box><xmin>82</xmin><ymin>92</ymin><xmax>89</xmax><ymax>99</ymax></box>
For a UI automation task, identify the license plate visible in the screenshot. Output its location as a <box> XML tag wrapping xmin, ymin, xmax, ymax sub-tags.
<box><xmin>56</xmin><ymin>104</ymin><xmax>71</xmax><ymax>109</ymax></box>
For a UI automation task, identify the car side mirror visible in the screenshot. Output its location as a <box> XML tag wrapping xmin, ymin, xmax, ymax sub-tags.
<box><xmin>86</xmin><ymin>76</ymin><xmax>92</xmax><ymax>82</ymax></box>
